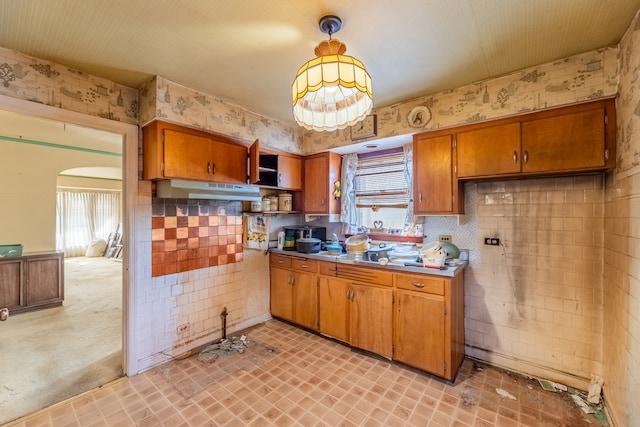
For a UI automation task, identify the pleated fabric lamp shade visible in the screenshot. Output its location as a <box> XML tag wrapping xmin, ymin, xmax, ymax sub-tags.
<box><xmin>292</xmin><ymin>16</ymin><xmax>373</xmax><ymax>132</ymax></box>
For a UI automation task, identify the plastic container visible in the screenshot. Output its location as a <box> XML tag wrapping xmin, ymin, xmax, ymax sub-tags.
<box><xmin>278</xmin><ymin>193</ymin><xmax>292</xmax><ymax>211</ymax></box>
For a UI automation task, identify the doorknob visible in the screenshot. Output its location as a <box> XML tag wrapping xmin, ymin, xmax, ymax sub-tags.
<box><xmin>0</xmin><ymin>308</ymin><xmax>8</xmax><ymax>321</ymax></box>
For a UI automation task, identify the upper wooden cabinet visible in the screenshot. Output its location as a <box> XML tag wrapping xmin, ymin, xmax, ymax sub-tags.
<box><xmin>143</xmin><ymin>121</ymin><xmax>248</xmax><ymax>184</ymax></box>
<box><xmin>413</xmin><ymin>133</ymin><xmax>464</xmax><ymax>214</ymax></box>
<box><xmin>303</xmin><ymin>152</ymin><xmax>342</xmax><ymax>214</ymax></box>
<box><xmin>521</xmin><ymin>107</ymin><xmax>608</xmax><ymax>174</ymax></box>
<box><xmin>454</xmin><ymin>98</ymin><xmax>615</xmax><ymax>180</ymax></box>
<box><xmin>456</xmin><ymin>123</ymin><xmax>521</xmax><ymax>178</ymax></box>
<box><xmin>249</xmin><ymin>139</ymin><xmax>302</xmax><ymax>190</ymax></box>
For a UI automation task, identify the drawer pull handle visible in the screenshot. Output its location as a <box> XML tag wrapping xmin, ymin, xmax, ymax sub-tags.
<box><xmin>413</xmin><ymin>282</ymin><xmax>425</xmax><ymax>288</ymax></box>
<box><xmin>278</xmin><ymin>260</ymin><xmax>284</xmax><ymax>264</ymax></box>
<box><xmin>301</xmin><ymin>264</ymin><xmax>308</xmax><ymax>268</ymax></box>
<box><xmin>512</xmin><ymin>151</ymin><xmax>518</xmax><ymax>164</ymax></box>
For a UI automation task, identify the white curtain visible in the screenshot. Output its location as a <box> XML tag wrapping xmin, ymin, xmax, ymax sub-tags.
<box><xmin>403</xmin><ymin>143</ymin><xmax>417</xmax><ymax>225</ymax></box>
<box><xmin>56</xmin><ymin>191</ymin><xmax>121</xmax><ymax>257</ymax></box>
<box><xmin>340</xmin><ymin>153</ymin><xmax>359</xmax><ymax>233</ymax></box>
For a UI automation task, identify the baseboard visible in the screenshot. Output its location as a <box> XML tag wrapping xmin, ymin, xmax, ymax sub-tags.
<box><xmin>466</xmin><ymin>345</ymin><xmax>592</xmax><ymax>391</ymax></box>
<box><xmin>135</xmin><ymin>313</ymin><xmax>273</xmax><ymax>373</ymax></box>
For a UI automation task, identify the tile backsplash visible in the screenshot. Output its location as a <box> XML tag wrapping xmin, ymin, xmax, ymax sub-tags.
<box><xmin>151</xmin><ymin>198</ymin><xmax>243</xmax><ymax>277</ymax></box>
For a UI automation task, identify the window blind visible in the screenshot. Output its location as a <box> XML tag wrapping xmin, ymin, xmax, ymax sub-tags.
<box><xmin>355</xmin><ymin>150</ymin><xmax>408</xmax><ymax>209</ymax></box>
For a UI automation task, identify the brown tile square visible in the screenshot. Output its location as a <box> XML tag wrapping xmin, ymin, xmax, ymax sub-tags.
<box><xmin>209</xmin><ymin>257</ymin><xmax>219</xmax><ymax>266</ymax></box>
<box><xmin>177</xmin><ymin>216</ymin><xmax>188</xmax><ymax>227</ymax></box>
<box><xmin>209</xmin><ymin>246</ymin><xmax>219</xmax><ymax>257</ymax></box>
<box><xmin>151</xmin><ymin>217</ymin><xmax>164</xmax><ymax>229</ymax></box>
<box><xmin>218</xmin><ymin>215</ymin><xmax>227</xmax><ymax>225</ymax></box>
<box><xmin>188</xmin><ymin>237</ymin><xmax>199</xmax><ymax>248</ymax></box>
<box><xmin>188</xmin><ymin>227</ymin><xmax>199</xmax><ymax>238</ymax></box>
<box><xmin>176</xmin><ymin>238</ymin><xmax>189</xmax><ymax>251</ymax></box>
<box><xmin>196</xmin><ymin>257</ymin><xmax>208</xmax><ymax>269</ymax></box>
<box><xmin>165</xmin><ymin>262</ymin><xmax>177</xmax><ymax>275</ymax></box>
<box><xmin>219</xmin><ymin>235</ymin><xmax>228</xmax><ymax>245</ymax></box>
<box><xmin>198</xmin><ymin>226</ymin><xmax>209</xmax><ymax>237</ymax></box>
<box><xmin>226</xmin><ymin>244</ymin><xmax>236</xmax><ymax>254</ymax></box>
<box><xmin>208</xmin><ymin>216</ymin><xmax>219</xmax><ymax>226</ymax></box>
<box><xmin>152</xmin><ymin>263</ymin><xmax>165</xmax><ymax>277</ymax></box>
<box><xmin>151</xmin><ymin>228</ymin><xmax>165</xmax><ymax>241</ymax></box>
<box><xmin>165</xmin><ymin>216</ymin><xmax>177</xmax><ymax>228</ymax></box>
<box><xmin>199</xmin><ymin>216</ymin><xmax>209</xmax><ymax>226</ymax></box>
<box><xmin>152</xmin><ymin>252</ymin><xmax>165</xmax><ymax>265</ymax></box>
<box><xmin>235</xmin><ymin>252</ymin><xmax>244</xmax><ymax>262</ymax></box>
<box><xmin>218</xmin><ymin>225</ymin><xmax>228</xmax><ymax>235</ymax></box>
<box><xmin>219</xmin><ymin>254</ymin><xmax>228</xmax><ymax>265</ymax></box>
<box><xmin>199</xmin><ymin>237</ymin><xmax>209</xmax><ymax>247</ymax></box>
<box><xmin>151</xmin><ymin>241</ymin><xmax>164</xmax><ymax>253</ymax></box>
<box><xmin>178</xmin><ymin>260</ymin><xmax>190</xmax><ymax>272</ymax></box>
<box><xmin>165</xmin><ymin>228</ymin><xmax>177</xmax><ymax>239</ymax></box>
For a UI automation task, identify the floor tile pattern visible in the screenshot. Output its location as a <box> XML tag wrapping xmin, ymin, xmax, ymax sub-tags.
<box><xmin>5</xmin><ymin>320</ymin><xmax>605</xmax><ymax>426</ymax></box>
<box><xmin>151</xmin><ymin>199</ymin><xmax>243</xmax><ymax>277</ymax></box>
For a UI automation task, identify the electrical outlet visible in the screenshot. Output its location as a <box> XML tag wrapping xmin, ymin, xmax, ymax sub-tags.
<box><xmin>177</xmin><ymin>324</ymin><xmax>190</xmax><ymax>334</ymax></box>
<box><xmin>439</xmin><ymin>235</ymin><xmax>452</xmax><ymax>243</ymax></box>
<box><xmin>484</xmin><ymin>237</ymin><xmax>500</xmax><ymax>246</ymax></box>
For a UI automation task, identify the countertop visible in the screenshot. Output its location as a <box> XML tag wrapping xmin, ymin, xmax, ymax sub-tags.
<box><xmin>269</xmin><ymin>248</ymin><xmax>466</xmax><ymax>277</ymax></box>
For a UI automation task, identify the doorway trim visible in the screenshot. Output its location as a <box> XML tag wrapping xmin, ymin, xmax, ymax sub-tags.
<box><xmin>0</xmin><ymin>94</ymin><xmax>139</xmax><ymax>375</ymax></box>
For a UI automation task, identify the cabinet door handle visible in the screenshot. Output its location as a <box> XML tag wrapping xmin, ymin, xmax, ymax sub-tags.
<box><xmin>419</xmin><ymin>192</ymin><xmax>423</xmax><ymax>203</ymax></box>
<box><xmin>301</xmin><ymin>264</ymin><xmax>308</xmax><ymax>268</ymax></box>
<box><xmin>278</xmin><ymin>173</ymin><xmax>283</xmax><ymax>183</ymax></box>
<box><xmin>321</xmin><ymin>197</ymin><xmax>325</xmax><ymax>205</ymax></box>
<box><xmin>278</xmin><ymin>260</ymin><xmax>284</xmax><ymax>264</ymax></box>
<box><xmin>605</xmin><ymin>148</ymin><xmax>610</xmax><ymax>160</ymax></box>
<box><xmin>412</xmin><ymin>282</ymin><xmax>425</xmax><ymax>288</ymax></box>
<box><xmin>523</xmin><ymin>150</ymin><xmax>529</xmax><ymax>164</ymax></box>
<box><xmin>512</xmin><ymin>151</ymin><xmax>518</xmax><ymax>164</ymax></box>
<box><xmin>207</xmin><ymin>162</ymin><xmax>212</xmax><ymax>174</ymax></box>
<box><xmin>212</xmin><ymin>163</ymin><xmax>216</xmax><ymax>174</ymax></box>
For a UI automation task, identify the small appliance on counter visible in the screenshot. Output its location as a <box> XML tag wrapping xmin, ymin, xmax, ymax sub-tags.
<box><xmin>283</xmin><ymin>226</ymin><xmax>326</xmax><ymax>251</ymax></box>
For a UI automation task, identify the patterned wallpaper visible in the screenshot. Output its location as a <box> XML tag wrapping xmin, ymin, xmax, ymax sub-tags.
<box><xmin>138</xmin><ymin>75</ymin><xmax>302</xmax><ymax>154</ymax></box>
<box><xmin>615</xmin><ymin>16</ymin><xmax>640</xmax><ymax>179</ymax></box>
<box><xmin>302</xmin><ymin>48</ymin><xmax>619</xmax><ymax>154</ymax></box>
<box><xmin>0</xmin><ymin>46</ymin><xmax>138</xmax><ymax>125</ymax></box>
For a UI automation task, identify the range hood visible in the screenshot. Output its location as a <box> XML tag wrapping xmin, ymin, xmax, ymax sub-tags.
<box><xmin>156</xmin><ymin>179</ymin><xmax>261</xmax><ymax>202</ymax></box>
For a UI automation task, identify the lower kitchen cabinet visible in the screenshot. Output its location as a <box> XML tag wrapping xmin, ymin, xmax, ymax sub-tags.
<box><xmin>393</xmin><ymin>271</ymin><xmax>465</xmax><ymax>381</ymax></box>
<box><xmin>349</xmin><ymin>283</ymin><xmax>393</xmax><ymax>358</ymax></box>
<box><xmin>269</xmin><ymin>255</ymin><xmax>318</xmax><ymax>330</ymax></box>
<box><xmin>394</xmin><ymin>291</ymin><xmax>446</xmax><ymax>376</ymax></box>
<box><xmin>318</xmin><ymin>275</ymin><xmax>350</xmax><ymax>343</ymax></box>
<box><xmin>270</xmin><ymin>252</ymin><xmax>465</xmax><ymax>380</ymax></box>
<box><xmin>270</xmin><ymin>267</ymin><xmax>294</xmax><ymax>321</ymax></box>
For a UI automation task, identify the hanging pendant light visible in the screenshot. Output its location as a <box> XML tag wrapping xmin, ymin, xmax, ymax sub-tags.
<box><xmin>292</xmin><ymin>15</ymin><xmax>373</xmax><ymax>132</ymax></box>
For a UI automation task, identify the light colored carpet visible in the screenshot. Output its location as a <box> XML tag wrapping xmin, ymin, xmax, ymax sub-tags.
<box><xmin>0</xmin><ymin>256</ymin><xmax>122</xmax><ymax>425</ymax></box>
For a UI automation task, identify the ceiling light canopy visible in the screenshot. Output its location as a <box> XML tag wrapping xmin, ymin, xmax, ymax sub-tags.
<box><xmin>292</xmin><ymin>15</ymin><xmax>373</xmax><ymax>132</ymax></box>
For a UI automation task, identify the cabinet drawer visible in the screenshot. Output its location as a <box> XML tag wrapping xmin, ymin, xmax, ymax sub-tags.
<box><xmin>292</xmin><ymin>258</ymin><xmax>317</xmax><ymax>273</ymax></box>
<box><xmin>319</xmin><ymin>263</ymin><xmax>392</xmax><ymax>286</ymax></box>
<box><xmin>395</xmin><ymin>273</ymin><xmax>445</xmax><ymax>295</ymax></box>
<box><xmin>270</xmin><ymin>254</ymin><xmax>292</xmax><ymax>268</ymax></box>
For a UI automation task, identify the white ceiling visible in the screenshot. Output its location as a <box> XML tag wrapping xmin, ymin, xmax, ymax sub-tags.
<box><xmin>1</xmin><ymin>0</ymin><xmax>639</xmax><ymax>128</ymax></box>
